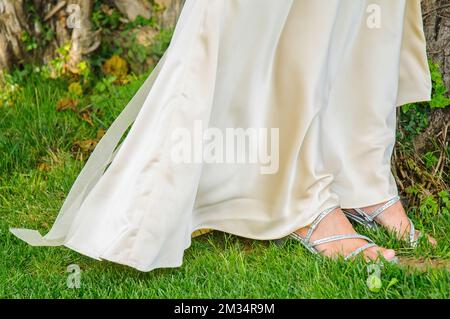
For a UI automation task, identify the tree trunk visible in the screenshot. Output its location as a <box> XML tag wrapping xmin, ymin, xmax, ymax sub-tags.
<box><xmin>0</xmin><ymin>0</ymin><xmax>98</xmax><ymax>75</ymax></box>
<box><xmin>154</xmin><ymin>0</ymin><xmax>185</xmax><ymax>28</ymax></box>
<box><xmin>0</xmin><ymin>0</ymin><xmax>29</xmax><ymax>71</ymax></box>
<box><xmin>67</xmin><ymin>0</ymin><xmax>100</xmax><ymax>71</ymax></box>
<box><xmin>112</xmin><ymin>0</ymin><xmax>184</xmax><ymax>27</ymax></box>
<box><xmin>422</xmin><ymin>0</ymin><xmax>450</xmax><ymax>90</ymax></box>
<box><xmin>113</xmin><ymin>0</ymin><xmax>152</xmax><ymax>21</ymax></box>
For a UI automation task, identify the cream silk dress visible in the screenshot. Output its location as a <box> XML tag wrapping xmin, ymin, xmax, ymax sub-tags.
<box><xmin>11</xmin><ymin>0</ymin><xmax>431</xmax><ymax>272</ymax></box>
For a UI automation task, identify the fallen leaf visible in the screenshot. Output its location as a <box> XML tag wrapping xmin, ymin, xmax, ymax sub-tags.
<box><xmin>80</xmin><ymin>111</ymin><xmax>94</xmax><ymax>126</ymax></box>
<box><xmin>102</xmin><ymin>55</ymin><xmax>129</xmax><ymax>82</ymax></box>
<box><xmin>68</xmin><ymin>82</ymin><xmax>83</xmax><ymax>96</ymax></box>
<box><xmin>72</xmin><ymin>139</ymin><xmax>98</xmax><ymax>154</ymax></box>
<box><xmin>37</xmin><ymin>162</ymin><xmax>50</xmax><ymax>172</ymax></box>
<box><xmin>56</xmin><ymin>98</ymin><xmax>78</xmax><ymax>112</ymax></box>
<box><xmin>97</xmin><ymin>128</ymin><xmax>106</xmax><ymax>139</ymax></box>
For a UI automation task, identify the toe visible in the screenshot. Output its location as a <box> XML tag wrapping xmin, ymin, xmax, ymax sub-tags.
<box><xmin>426</xmin><ymin>234</ymin><xmax>437</xmax><ymax>246</ymax></box>
<box><xmin>382</xmin><ymin>248</ymin><xmax>396</xmax><ymax>261</ymax></box>
<box><xmin>415</xmin><ymin>231</ymin><xmax>437</xmax><ymax>246</ymax></box>
<box><xmin>364</xmin><ymin>246</ymin><xmax>396</xmax><ymax>262</ymax></box>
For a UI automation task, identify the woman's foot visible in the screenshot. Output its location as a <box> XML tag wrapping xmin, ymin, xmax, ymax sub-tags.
<box><xmin>345</xmin><ymin>198</ymin><xmax>437</xmax><ymax>246</ymax></box>
<box><xmin>294</xmin><ymin>207</ymin><xmax>397</xmax><ymax>262</ymax></box>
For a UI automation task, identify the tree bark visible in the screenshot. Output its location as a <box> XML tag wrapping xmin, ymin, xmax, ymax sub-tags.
<box><xmin>0</xmin><ymin>0</ymin><xmax>29</xmax><ymax>71</ymax></box>
<box><xmin>422</xmin><ymin>0</ymin><xmax>450</xmax><ymax>90</ymax></box>
<box><xmin>112</xmin><ymin>0</ymin><xmax>184</xmax><ymax>27</ymax></box>
<box><xmin>67</xmin><ymin>0</ymin><xmax>100</xmax><ymax>71</ymax></box>
<box><xmin>0</xmin><ymin>0</ymin><xmax>98</xmax><ymax>75</ymax></box>
<box><xmin>113</xmin><ymin>0</ymin><xmax>152</xmax><ymax>21</ymax></box>
<box><xmin>154</xmin><ymin>0</ymin><xmax>185</xmax><ymax>28</ymax></box>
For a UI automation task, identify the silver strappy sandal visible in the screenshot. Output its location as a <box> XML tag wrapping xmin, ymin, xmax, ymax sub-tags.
<box><xmin>279</xmin><ymin>206</ymin><xmax>389</xmax><ymax>262</ymax></box>
<box><xmin>342</xmin><ymin>195</ymin><xmax>420</xmax><ymax>247</ymax></box>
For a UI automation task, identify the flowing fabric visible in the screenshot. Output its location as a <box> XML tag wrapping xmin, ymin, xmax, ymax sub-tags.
<box><xmin>11</xmin><ymin>0</ymin><xmax>431</xmax><ymax>272</ymax></box>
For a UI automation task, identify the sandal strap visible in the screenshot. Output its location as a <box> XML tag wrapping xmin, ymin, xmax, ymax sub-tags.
<box><xmin>290</xmin><ymin>232</ymin><xmax>377</xmax><ymax>260</ymax></box>
<box><xmin>289</xmin><ymin>232</ymin><xmax>319</xmax><ymax>254</ymax></box>
<box><xmin>353</xmin><ymin>207</ymin><xmax>372</xmax><ymax>222</ymax></box>
<box><xmin>408</xmin><ymin>218</ymin><xmax>420</xmax><ymax>247</ymax></box>
<box><xmin>290</xmin><ymin>227</ymin><xmax>377</xmax><ymax>261</ymax></box>
<box><xmin>305</xmin><ymin>205</ymin><xmax>340</xmax><ymax>242</ymax></box>
<box><xmin>344</xmin><ymin>243</ymin><xmax>377</xmax><ymax>261</ymax></box>
<box><xmin>342</xmin><ymin>209</ymin><xmax>371</xmax><ymax>225</ymax></box>
<box><xmin>346</xmin><ymin>195</ymin><xmax>401</xmax><ymax>223</ymax></box>
<box><xmin>310</xmin><ymin>233</ymin><xmax>373</xmax><ymax>247</ymax></box>
<box><xmin>369</xmin><ymin>195</ymin><xmax>401</xmax><ymax>221</ymax></box>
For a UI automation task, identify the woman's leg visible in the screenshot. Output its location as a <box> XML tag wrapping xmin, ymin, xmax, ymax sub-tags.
<box><xmin>275</xmin><ymin>0</ymin><xmax>396</xmax><ymax>261</ymax></box>
<box><xmin>321</xmin><ymin>0</ymin><xmax>435</xmax><ymax>245</ymax></box>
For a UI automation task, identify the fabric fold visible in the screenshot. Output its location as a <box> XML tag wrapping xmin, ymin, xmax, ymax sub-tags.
<box><xmin>10</xmin><ymin>0</ymin><xmax>432</xmax><ymax>272</ymax></box>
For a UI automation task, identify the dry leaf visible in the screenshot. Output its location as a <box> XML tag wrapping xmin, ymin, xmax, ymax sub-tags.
<box><xmin>37</xmin><ymin>162</ymin><xmax>50</xmax><ymax>172</ymax></box>
<box><xmin>80</xmin><ymin>111</ymin><xmax>94</xmax><ymax>126</ymax></box>
<box><xmin>102</xmin><ymin>55</ymin><xmax>129</xmax><ymax>82</ymax></box>
<box><xmin>97</xmin><ymin>128</ymin><xmax>106</xmax><ymax>139</ymax></box>
<box><xmin>56</xmin><ymin>98</ymin><xmax>78</xmax><ymax>112</ymax></box>
<box><xmin>73</xmin><ymin>139</ymin><xmax>98</xmax><ymax>154</ymax></box>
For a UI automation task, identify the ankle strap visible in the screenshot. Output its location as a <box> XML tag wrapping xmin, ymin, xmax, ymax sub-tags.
<box><xmin>369</xmin><ymin>195</ymin><xmax>401</xmax><ymax>221</ymax></box>
<box><xmin>311</xmin><ymin>233</ymin><xmax>373</xmax><ymax>247</ymax></box>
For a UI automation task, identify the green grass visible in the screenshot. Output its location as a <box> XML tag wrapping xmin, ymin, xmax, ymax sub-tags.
<box><xmin>0</xmin><ymin>72</ymin><xmax>449</xmax><ymax>299</ymax></box>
